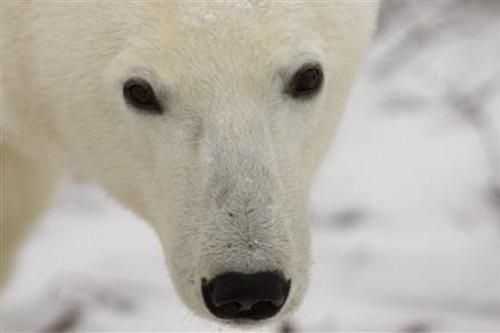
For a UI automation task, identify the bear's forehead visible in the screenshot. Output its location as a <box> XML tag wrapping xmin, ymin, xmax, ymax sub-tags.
<box><xmin>138</xmin><ymin>2</ymin><xmax>319</xmax><ymax>50</ymax></box>
<box><xmin>176</xmin><ymin>1</ymin><xmax>301</xmax><ymax>29</ymax></box>
<box><xmin>134</xmin><ymin>2</ymin><xmax>322</xmax><ymax>80</ymax></box>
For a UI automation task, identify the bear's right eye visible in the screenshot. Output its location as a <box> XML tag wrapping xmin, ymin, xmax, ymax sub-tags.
<box><xmin>123</xmin><ymin>78</ymin><xmax>163</xmax><ymax>114</ymax></box>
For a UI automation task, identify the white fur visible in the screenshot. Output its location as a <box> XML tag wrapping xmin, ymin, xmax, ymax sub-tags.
<box><xmin>1</xmin><ymin>0</ymin><xmax>379</xmax><ymax>325</ymax></box>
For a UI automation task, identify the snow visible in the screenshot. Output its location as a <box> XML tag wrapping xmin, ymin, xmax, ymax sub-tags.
<box><xmin>2</xmin><ymin>1</ymin><xmax>500</xmax><ymax>331</ymax></box>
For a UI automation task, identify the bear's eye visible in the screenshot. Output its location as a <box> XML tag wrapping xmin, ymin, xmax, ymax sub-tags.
<box><xmin>286</xmin><ymin>63</ymin><xmax>323</xmax><ymax>99</ymax></box>
<box><xmin>123</xmin><ymin>78</ymin><xmax>162</xmax><ymax>114</ymax></box>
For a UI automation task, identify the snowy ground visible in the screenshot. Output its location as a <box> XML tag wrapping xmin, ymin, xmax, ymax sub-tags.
<box><xmin>2</xmin><ymin>1</ymin><xmax>500</xmax><ymax>332</ymax></box>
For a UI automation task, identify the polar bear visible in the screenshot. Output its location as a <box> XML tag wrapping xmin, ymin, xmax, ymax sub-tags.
<box><xmin>1</xmin><ymin>1</ymin><xmax>379</xmax><ymax>325</ymax></box>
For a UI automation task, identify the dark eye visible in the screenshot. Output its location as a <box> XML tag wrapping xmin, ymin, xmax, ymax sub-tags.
<box><xmin>123</xmin><ymin>78</ymin><xmax>162</xmax><ymax>114</ymax></box>
<box><xmin>286</xmin><ymin>63</ymin><xmax>323</xmax><ymax>99</ymax></box>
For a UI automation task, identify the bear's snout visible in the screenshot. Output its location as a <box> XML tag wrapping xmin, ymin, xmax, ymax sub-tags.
<box><xmin>201</xmin><ymin>271</ymin><xmax>290</xmax><ymax>321</ymax></box>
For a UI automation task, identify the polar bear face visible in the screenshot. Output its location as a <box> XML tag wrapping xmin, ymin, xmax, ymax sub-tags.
<box><xmin>50</xmin><ymin>2</ymin><xmax>378</xmax><ymax>325</ymax></box>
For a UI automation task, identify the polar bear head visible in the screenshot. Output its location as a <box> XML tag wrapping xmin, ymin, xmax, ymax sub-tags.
<box><xmin>51</xmin><ymin>1</ymin><xmax>378</xmax><ymax>325</ymax></box>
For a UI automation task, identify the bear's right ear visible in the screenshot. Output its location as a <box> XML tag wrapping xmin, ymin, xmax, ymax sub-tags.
<box><xmin>123</xmin><ymin>78</ymin><xmax>163</xmax><ymax>115</ymax></box>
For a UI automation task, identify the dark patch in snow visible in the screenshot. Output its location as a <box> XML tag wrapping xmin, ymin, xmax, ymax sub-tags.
<box><xmin>400</xmin><ymin>321</ymin><xmax>432</xmax><ymax>333</ymax></box>
<box><xmin>330</xmin><ymin>208</ymin><xmax>366</xmax><ymax>230</ymax></box>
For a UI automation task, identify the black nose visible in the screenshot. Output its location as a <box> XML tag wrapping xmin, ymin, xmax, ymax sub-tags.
<box><xmin>202</xmin><ymin>271</ymin><xmax>291</xmax><ymax>320</ymax></box>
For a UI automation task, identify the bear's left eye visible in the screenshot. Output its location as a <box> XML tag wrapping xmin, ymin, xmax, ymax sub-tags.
<box><xmin>123</xmin><ymin>78</ymin><xmax>163</xmax><ymax>114</ymax></box>
<box><xmin>286</xmin><ymin>63</ymin><xmax>323</xmax><ymax>99</ymax></box>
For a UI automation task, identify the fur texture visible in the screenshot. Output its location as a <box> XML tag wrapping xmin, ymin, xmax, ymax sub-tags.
<box><xmin>1</xmin><ymin>0</ymin><xmax>379</xmax><ymax>324</ymax></box>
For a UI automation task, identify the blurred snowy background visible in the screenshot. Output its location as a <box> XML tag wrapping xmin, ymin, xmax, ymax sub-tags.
<box><xmin>2</xmin><ymin>0</ymin><xmax>500</xmax><ymax>331</ymax></box>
